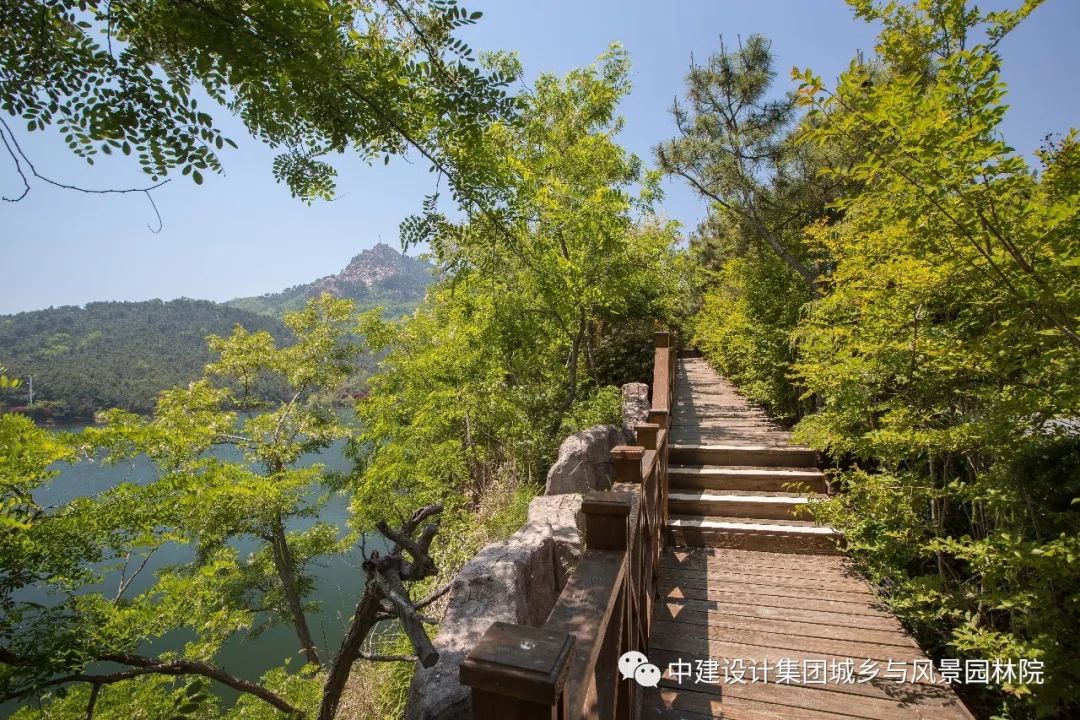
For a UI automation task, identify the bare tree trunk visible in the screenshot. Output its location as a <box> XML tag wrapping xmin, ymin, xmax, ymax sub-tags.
<box><xmin>549</xmin><ymin>313</ymin><xmax>586</xmax><ymax>440</ymax></box>
<box><xmin>317</xmin><ymin>504</ymin><xmax>444</xmax><ymax>720</ymax></box>
<box><xmin>270</xmin><ymin>517</ymin><xmax>322</xmax><ymax>667</ymax></box>
<box><xmin>317</xmin><ymin>585</ymin><xmax>382</xmax><ymax>720</ymax></box>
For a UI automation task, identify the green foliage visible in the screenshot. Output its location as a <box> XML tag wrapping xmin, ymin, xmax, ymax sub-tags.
<box><xmin>659</xmin><ymin>32</ymin><xmax>849</xmax><ymax>423</ymax></box>
<box><xmin>676</xmin><ymin>2</ymin><xmax>1078</xmax><ymax>715</ymax></box>
<box><xmin>656</xmin><ymin>34</ymin><xmax>844</xmax><ymax>294</ymax></box>
<box><xmin>692</xmin><ymin>253</ymin><xmax>811</xmax><ymax>422</ymax></box>
<box><xmin>562</xmin><ymin>385</ymin><xmax>622</xmax><ymax>436</ymax></box>
<box><xmin>352</xmin><ymin>48</ymin><xmax>680</xmax><ymax>530</ymax></box>
<box><xmin>0</xmin><ymin>367</ymin><xmax>20</xmax><ymax>389</ymax></box>
<box><xmin>1</xmin><ymin>1</ymin><xmax>514</xmax><ymax>201</ymax></box>
<box><xmin>2</xmin><ymin>295</ymin><xmax>363</xmax><ymax>717</ymax></box>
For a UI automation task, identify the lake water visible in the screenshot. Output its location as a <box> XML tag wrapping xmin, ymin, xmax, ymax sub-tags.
<box><xmin>4</xmin><ymin>427</ymin><xmax>378</xmax><ymax>717</ymax></box>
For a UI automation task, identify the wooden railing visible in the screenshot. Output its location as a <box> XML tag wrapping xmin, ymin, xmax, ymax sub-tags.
<box><xmin>460</xmin><ymin>331</ymin><xmax>675</xmax><ymax>720</ymax></box>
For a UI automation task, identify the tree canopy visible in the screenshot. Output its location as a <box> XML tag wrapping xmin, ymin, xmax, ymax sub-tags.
<box><xmin>0</xmin><ymin>0</ymin><xmax>516</xmax><ymax>204</ymax></box>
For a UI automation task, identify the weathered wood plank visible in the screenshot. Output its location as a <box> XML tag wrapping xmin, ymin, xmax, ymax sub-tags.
<box><xmin>667</xmin><ymin>546</ymin><xmax>849</xmax><ymax>567</ymax></box>
<box><xmin>660</xmin><ymin>582</ymin><xmax>888</xmax><ymax>615</ymax></box>
<box><xmin>651</xmin><ymin>618</ymin><xmax>924</xmax><ymax>664</ymax></box>
<box><xmin>655</xmin><ymin>604</ymin><xmax>920</xmax><ymax>650</ymax></box>
<box><xmin>649</xmin><ymin>648</ymin><xmax>971</xmax><ymax>720</ymax></box>
<box><xmin>662</xmin><ymin>566</ymin><xmax>872</xmax><ymax>594</ymax></box>
<box><xmin>660</xmin><ymin>597</ymin><xmax>905</xmax><ymax>632</ymax></box>
<box><xmin>668</xmin><ymin>523</ymin><xmax>842</xmax><ymax>555</ymax></box>
<box><xmin>642</xmin><ymin>687</ymin><xmax>857</xmax><ymax>720</ymax></box>
<box><xmin>661</xmin><ymin>573</ymin><xmax>876</xmax><ymax>603</ymax></box>
<box><xmin>663</xmin><ymin>550</ymin><xmax>854</xmax><ymax>578</ymax></box>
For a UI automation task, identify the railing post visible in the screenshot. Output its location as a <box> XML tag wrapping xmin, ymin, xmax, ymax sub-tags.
<box><xmin>460</xmin><ymin>623</ymin><xmax>575</xmax><ymax>720</ymax></box>
<box><xmin>634</xmin><ymin>422</ymin><xmax>659</xmax><ymax>450</ymax></box>
<box><xmin>666</xmin><ymin>330</ymin><xmax>676</xmax><ymax>386</ymax></box>
<box><xmin>647</xmin><ymin>407</ymin><xmax>669</xmax><ymax>430</ymax></box>
<box><xmin>582</xmin><ymin>491</ymin><xmax>635</xmax><ymax>720</ymax></box>
<box><xmin>610</xmin><ymin>445</ymin><xmax>644</xmax><ymax>485</ymax></box>
<box><xmin>582</xmin><ymin>490</ymin><xmax>632</xmax><ymax>551</ymax></box>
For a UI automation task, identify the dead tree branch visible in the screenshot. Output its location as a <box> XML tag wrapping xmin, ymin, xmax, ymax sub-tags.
<box><xmin>317</xmin><ymin>503</ymin><xmax>445</xmax><ymax>720</ymax></box>
<box><xmin>0</xmin><ymin>118</ymin><xmax>168</xmax><ymax>232</ymax></box>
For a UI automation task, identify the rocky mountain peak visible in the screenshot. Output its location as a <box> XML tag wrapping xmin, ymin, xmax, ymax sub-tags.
<box><xmin>321</xmin><ymin>243</ymin><xmax>421</xmax><ymax>291</ymax></box>
<box><xmin>226</xmin><ymin>243</ymin><xmax>432</xmax><ymax>318</ymax></box>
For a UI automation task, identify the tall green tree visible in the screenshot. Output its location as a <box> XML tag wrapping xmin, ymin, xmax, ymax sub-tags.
<box><xmin>351</xmin><ymin>47</ymin><xmax>681</xmax><ymax>542</ymax></box>
<box><xmin>80</xmin><ymin>294</ymin><xmax>361</xmax><ymax>668</ymax></box>
<box><xmin>400</xmin><ymin>44</ymin><xmax>680</xmax><ymax>437</ymax></box>
<box><xmin>656</xmin><ymin>36</ymin><xmax>850</xmax><ymax>418</ymax></box>
<box><xmin>656</xmin><ymin>34</ymin><xmax>840</xmax><ymax>293</ymax></box>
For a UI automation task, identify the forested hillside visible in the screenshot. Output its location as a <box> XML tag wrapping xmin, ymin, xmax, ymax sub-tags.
<box><xmin>0</xmin><ymin>245</ymin><xmax>431</xmax><ymax>423</ymax></box>
<box><xmin>0</xmin><ymin>300</ymin><xmax>289</xmax><ymax>422</ymax></box>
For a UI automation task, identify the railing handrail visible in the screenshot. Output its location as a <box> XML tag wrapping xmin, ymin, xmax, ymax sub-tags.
<box><xmin>460</xmin><ymin>329</ymin><xmax>675</xmax><ymax>720</ymax></box>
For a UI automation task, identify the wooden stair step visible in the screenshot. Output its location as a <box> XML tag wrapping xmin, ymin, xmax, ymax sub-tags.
<box><xmin>667</xmin><ymin>515</ymin><xmax>841</xmax><ymax>555</ymax></box>
<box><xmin>670</xmin><ymin>465</ymin><xmax>828</xmax><ymax>493</ymax></box>
<box><xmin>668</xmin><ymin>490</ymin><xmax>824</xmax><ymax>521</ymax></box>
<box><xmin>670</xmin><ymin>444</ymin><xmax>819</xmax><ymax>468</ymax></box>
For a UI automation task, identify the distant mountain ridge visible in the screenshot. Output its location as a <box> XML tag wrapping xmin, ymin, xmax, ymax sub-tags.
<box><xmin>0</xmin><ymin>300</ymin><xmax>288</xmax><ymax>422</ymax></box>
<box><xmin>0</xmin><ymin>244</ymin><xmax>434</xmax><ymax>422</ymax></box>
<box><xmin>226</xmin><ymin>243</ymin><xmax>433</xmax><ymax>318</ymax></box>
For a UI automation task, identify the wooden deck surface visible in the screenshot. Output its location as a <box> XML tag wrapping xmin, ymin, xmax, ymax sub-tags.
<box><xmin>670</xmin><ymin>358</ymin><xmax>794</xmax><ymax>447</ymax></box>
<box><xmin>640</xmin><ymin>357</ymin><xmax>974</xmax><ymax>719</ymax></box>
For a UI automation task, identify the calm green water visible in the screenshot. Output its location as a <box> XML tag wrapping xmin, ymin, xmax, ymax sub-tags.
<box><xmin>4</xmin><ymin>426</ymin><xmax>380</xmax><ymax>716</ymax></box>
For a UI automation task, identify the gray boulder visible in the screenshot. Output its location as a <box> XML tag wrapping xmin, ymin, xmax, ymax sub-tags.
<box><xmin>526</xmin><ymin>493</ymin><xmax>584</xmax><ymax>587</ymax></box>
<box><xmin>543</xmin><ymin>424</ymin><xmax>623</xmax><ymax>495</ymax></box>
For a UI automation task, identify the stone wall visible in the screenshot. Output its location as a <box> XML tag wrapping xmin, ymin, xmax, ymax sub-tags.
<box><xmin>404</xmin><ymin>493</ymin><xmax>583</xmax><ymax>720</ymax></box>
<box><xmin>403</xmin><ymin>382</ymin><xmax>649</xmax><ymax>720</ymax></box>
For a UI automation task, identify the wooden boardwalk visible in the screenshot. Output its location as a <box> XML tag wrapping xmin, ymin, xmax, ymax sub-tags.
<box><xmin>641</xmin><ymin>357</ymin><xmax>974</xmax><ymax>720</ymax></box>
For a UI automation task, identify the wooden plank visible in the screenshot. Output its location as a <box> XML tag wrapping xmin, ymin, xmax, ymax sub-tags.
<box><xmin>668</xmin><ymin>494</ymin><xmax>812</xmax><ymax>521</ymax></box>
<box><xmin>662</xmin><ymin>564</ymin><xmax>869</xmax><ymax>593</ymax></box>
<box><xmin>643</xmin><ymin>687</ymin><xmax>856</xmax><ymax>720</ymax></box>
<box><xmin>670</xmin><ymin>446</ymin><xmax>816</xmax><ymax>466</ymax></box>
<box><xmin>661</xmin><ymin>566</ymin><xmax>871</xmax><ymax>594</ymax></box>
<box><xmin>655</xmin><ymin>604</ymin><xmax>920</xmax><ymax>649</ymax></box>
<box><xmin>544</xmin><ymin>549</ymin><xmax>626</xmax><ymax>715</ymax></box>
<box><xmin>663</xmin><ymin>551</ymin><xmax>853</xmax><ymax>579</ymax></box>
<box><xmin>661</xmin><ymin>597</ymin><xmax>905</xmax><ymax>633</ymax></box>
<box><xmin>661</xmin><ymin>575</ymin><xmax>876</xmax><ymax>604</ymax></box>
<box><xmin>668</xmin><ymin>525</ymin><xmax>841</xmax><ymax>555</ymax></box>
<box><xmin>665</xmin><ymin>555</ymin><xmax>848</xmax><ymax>575</ymax></box>
<box><xmin>666</xmin><ymin>548</ymin><xmax>849</xmax><ymax>570</ymax></box>
<box><xmin>651</xmin><ymin>618</ymin><xmax>924</xmax><ymax>664</ymax></box>
<box><xmin>459</xmin><ymin>623</ymin><xmax>575</xmax><ymax>707</ymax></box>
<box><xmin>649</xmin><ymin>648</ymin><xmax>972</xmax><ymax>720</ymax></box>
<box><xmin>661</xmin><ymin>584</ymin><xmax>891</xmax><ymax>618</ymax></box>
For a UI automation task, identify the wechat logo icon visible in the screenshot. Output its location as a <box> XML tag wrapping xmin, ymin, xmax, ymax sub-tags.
<box><xmin>618</xmin><ymin>650</ymin><xmax>662</xmax><ymax>688</ymax></box>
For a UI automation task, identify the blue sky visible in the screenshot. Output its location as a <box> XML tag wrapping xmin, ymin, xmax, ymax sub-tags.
<box><xmin>2</xmin><ymin>0</ymin><xmax>1077</xmax><ymax>315</ymax></box>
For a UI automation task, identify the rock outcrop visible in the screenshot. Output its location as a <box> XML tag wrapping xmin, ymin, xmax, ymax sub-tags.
<box><xmin>403</xmin><ymin>380</ymin><xmax>649</xmax><ymax>720</ymax></box>
<box><xmin>621</xmin><ymin>381</ymin><xmax>650</xmax><ymax>442</ymax></box>
<box><xmin>543</xmin><ymin>425</ymin><xmax>623</xmax><ymax>495</ymax></box>
<box><xmin>404</xmin><ymin>494</ymin><xmax>583</xmax><ymax>720</ymax></box>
